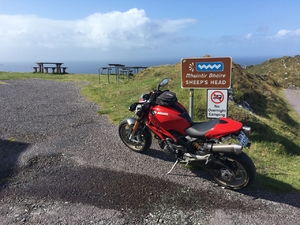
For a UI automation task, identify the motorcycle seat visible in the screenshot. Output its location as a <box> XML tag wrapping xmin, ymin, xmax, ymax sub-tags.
<box><xmin>185</xmin><ymin>118</ymin><xmax>220</xmax><ymax>138</ymax></box>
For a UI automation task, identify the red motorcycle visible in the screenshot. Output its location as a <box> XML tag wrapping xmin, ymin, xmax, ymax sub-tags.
<box><xmin>118</xmin><ymin>78</ymin><xmax>256</xmax><ymax>190</ymax></box>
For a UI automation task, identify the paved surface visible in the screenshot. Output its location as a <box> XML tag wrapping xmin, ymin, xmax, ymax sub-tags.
<box><xmin>0</xmin><ymin>79</ymin><xmax>300</xmax><ymax>224</ymax></box>
<box><xmin>284</xmin><ymin>89</ymin><xmax>300</xmax><ymax>117</ymax></box>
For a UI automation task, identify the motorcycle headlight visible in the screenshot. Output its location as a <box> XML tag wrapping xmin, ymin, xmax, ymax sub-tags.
<box><xmin>135</xmin><ymin>104</ymin><xmax>143</xmax><ymax>116</ymax></box>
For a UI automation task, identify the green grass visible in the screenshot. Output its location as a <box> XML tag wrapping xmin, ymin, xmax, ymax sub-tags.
<box><xmin>1</xmin><ymin>68</ymin><xmax>300</xmax><ymax>193</ymax></box>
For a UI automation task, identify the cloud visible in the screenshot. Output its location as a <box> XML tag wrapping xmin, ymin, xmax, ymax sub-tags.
<box><xmin>263</xmin><ymin>28</ymin><xmax>300</xmax><ymax>48</ymax></box>
<box><xmin>275</xmin><ymin>29</ymin><xmax>300</xmax><ymax>38</ymax></box>
<box><xmin>0</xmin><ymin>8</ymin><xmax>196</xmax><ymax>58</ymax></box>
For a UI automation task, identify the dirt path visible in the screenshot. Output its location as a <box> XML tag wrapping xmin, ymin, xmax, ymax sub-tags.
<box><xmin>0</xmin><ymin>80</ymin><xmax>299</xmax><ymax>224</ymax></box>
<box><xmin>284</xmin><ymin>89</ymin><xmax>300</xmax><ymax>117</ymax></box>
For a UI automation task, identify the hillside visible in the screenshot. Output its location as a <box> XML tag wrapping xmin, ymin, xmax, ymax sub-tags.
<box><xmin>245</xmin><ymin>55</ymin><xmax>300</xmax><ymax>89</ymax></box>
<box><xmin>230</xmin><ymin>62</ymin><xmax>282</xmax><ymax>117</ymax></box>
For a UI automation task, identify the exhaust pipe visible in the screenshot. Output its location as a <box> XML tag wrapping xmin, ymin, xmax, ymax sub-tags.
<box><xmin>182</xmin><ymin>144</ymin><xmax>242</xmax><ymax>164</ymax></box>
<box><xmin>206</xmin><ymin>143</ymin><xmax>242</xmax><ymax>155</ymax></box>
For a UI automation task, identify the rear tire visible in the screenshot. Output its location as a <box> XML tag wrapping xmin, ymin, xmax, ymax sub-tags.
<box><xmin>118</xmin><ymin>120</ymin><xmax>152</xmax><ymax>152</ymax></box>
<box><xmin>209</xmin><ymin>152</ymin><xmax>256</xmax><ymax>190</ymax></box>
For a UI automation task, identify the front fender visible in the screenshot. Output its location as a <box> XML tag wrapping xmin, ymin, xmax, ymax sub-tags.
<box><xmin>125</xmin><ymin>117</ymin><xmax>138</xmax><ymax>125</ymax></box>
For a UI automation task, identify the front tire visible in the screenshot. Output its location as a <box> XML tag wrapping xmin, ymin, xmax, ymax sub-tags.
<box><xmin>209</xmin><ymin>152</ymin><xmax>256</xmax><ymax>190</ymax></box>
<box><xmin>118</xmin><ymin>120</ymin><xmax>152</xmax><ymax>152</ymax></box>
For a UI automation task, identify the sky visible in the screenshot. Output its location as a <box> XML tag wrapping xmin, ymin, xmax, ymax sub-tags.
<box><xmin>0</xmin><ymin>0</ymin><xmax>299</xmax><ymax>63</ymax></box>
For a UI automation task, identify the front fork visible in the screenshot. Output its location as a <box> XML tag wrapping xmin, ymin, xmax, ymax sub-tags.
<box><xmin>129</xmin><ymin>119</ymin><xmax>146</xmax><ymax>144</ymax></box>
<box><xmin>129</xmin><ymin>120</ymin><xmax>140</xmax><ymax>139</ymax></box>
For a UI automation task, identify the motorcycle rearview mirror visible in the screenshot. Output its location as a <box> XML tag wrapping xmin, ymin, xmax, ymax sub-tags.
<box><xmin>158</xmin><ymin>78</ymin><xmax>169</xmax><ymax>90</ymax></box>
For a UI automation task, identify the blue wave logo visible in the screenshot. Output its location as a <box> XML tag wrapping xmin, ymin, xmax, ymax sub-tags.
<box><xmin>196</xmin><ymin>62</ymin><xmax>224</xmax><ymax>72</ymax></box>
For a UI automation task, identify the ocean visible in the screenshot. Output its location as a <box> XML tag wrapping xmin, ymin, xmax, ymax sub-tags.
<box><xmin>0</xmin><ymin>56</ymin><xmax>274</xmax><ymax>74</ymax></box>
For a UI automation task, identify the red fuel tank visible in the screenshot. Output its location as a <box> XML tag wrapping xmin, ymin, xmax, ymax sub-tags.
<box><xmin>149</xmin><ymin>103</ymin><xmax>192</xmax><ymax>134</ymax></box>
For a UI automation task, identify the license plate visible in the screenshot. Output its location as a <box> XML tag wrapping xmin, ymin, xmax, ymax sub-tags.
<box><xmin>238</xmin><ymin>131</ymin><xmax>249</xmax><ymax>147</ymax></box>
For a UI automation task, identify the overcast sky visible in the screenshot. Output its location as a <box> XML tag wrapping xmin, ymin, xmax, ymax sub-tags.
<box><xmin>0</xmin><ymin>0</ymin><xmax>299</xmax><ymax>62</ymax></box>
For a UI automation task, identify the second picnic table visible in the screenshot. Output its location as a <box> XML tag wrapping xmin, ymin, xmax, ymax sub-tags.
<box><xmin>98</xmin><ymin>63</ymin><xmax>148</xmax><ymax>83</ymax></box>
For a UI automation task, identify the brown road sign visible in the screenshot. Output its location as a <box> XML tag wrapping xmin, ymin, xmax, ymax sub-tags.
<box><xmin>181</xmin><ymin>57</ymin><xmax>232</xmax><ymax>89</ymax></box>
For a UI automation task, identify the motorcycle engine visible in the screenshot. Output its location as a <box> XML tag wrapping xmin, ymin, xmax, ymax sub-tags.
<box><xmin>164</xmin><ymin>139</ymin><xmax>188</xmax><ymax>158</ymax></box>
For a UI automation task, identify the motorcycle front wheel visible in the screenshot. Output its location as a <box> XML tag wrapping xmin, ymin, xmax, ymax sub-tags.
<box><xmin>209</xmin><ymin>152</ymin><xmax>256</xmax><ymax>190</ymax></box>
<box><xmin>118</xmin><ymin>120</ymin><xmax>152</xmax><ymax>152</ymax></box>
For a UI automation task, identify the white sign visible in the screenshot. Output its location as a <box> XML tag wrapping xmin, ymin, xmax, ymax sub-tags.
<box><xmin>207</xmin><ymin>89</ymin><xmax>228</xmax><ymax>118</ymax></box>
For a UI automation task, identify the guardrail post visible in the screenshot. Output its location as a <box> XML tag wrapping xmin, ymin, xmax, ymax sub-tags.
<box><xmin>98</xmin><ymin>67</ymin><xmax>101</xmax><ymax>84</ymax></box>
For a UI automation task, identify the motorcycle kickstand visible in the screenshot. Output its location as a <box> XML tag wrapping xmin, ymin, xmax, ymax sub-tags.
<box><xmin>167</xmin><ymin>159</ymin><xmax>180</xmax><ymax>175</ymax></box>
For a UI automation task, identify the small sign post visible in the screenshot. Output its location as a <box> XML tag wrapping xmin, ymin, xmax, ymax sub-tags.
<box><xmin>207</xmin><ymin>89</ymin><xmax>228</xmax><ymax>118</ymax></box>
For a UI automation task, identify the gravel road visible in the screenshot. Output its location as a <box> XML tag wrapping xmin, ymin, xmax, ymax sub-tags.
<box><xmin>0</xmin><ymin>79</ymin><xmax>300</xmax><ymax>224</ymax></box>
<box><xmin>284</xmin><ymin>89</ymin><xmax>300</xmax><ymax>118</ymax></box>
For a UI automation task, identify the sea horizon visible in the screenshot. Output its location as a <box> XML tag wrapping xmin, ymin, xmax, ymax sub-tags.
<box><xmin>0</xmin><ymin>56</ymin><xmax>284</xmax><ymax>74</ymax></box>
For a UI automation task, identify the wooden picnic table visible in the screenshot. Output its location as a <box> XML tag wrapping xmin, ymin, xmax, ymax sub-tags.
<box><xmin>34</xmin><ymin>62</ymin><xmax>67</xmax><ymax>74</ymax></box>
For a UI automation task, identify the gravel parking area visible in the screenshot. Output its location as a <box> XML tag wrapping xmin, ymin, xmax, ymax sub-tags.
<box><xmin>0</xmin><ymin>79</ymin><xmax>300</xmax><ymax>224</ymax></box>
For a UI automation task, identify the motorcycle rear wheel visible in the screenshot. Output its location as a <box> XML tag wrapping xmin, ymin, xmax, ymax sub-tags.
<box><xmin>118</xmin><ymin>120</ymin><xmax>152</xmax><ymax>152</ymax></box>
<box><xmin>209</xmin><ymin>152</ymin><xmax>256</xmax><ymax>190</ymax></box>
